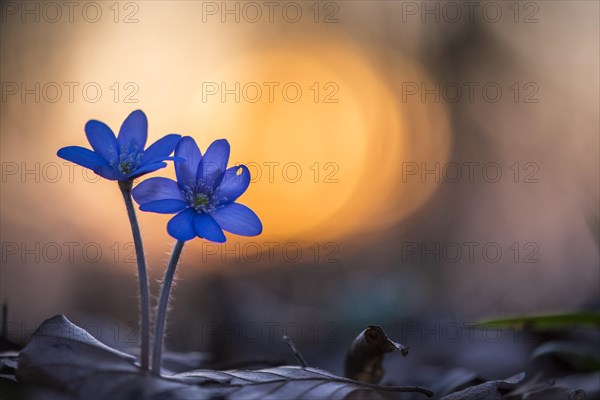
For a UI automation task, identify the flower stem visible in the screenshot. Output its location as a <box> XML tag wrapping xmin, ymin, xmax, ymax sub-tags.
<box><xmin>152</xmin><ymin>239</ymin><xmax>185</xmax><ymax>375</ymax></box>
<box><xmin>118</xmin><ymin>180</ymin><xmax>150</xmax><ymax>371</ymax></box>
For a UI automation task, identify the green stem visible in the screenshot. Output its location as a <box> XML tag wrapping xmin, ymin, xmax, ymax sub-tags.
<box><xmin>119</xmin><ymin>180</ymin><xmax>150</xmax><ymax>371</ymax></box>
<box><xmin>152</xmin><ymin>240</ymin><xmax>185</xmax><ymax>375</ymax></box>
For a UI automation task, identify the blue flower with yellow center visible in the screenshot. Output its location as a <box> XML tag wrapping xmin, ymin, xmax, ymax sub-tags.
<box><xmin>131</xmin><ymin>136</ymin><xmax>262</xmax><ymax>243</ymax></box>
<box><xmin>57</xmin><ymin>110</ymin><xmax>181</xmax><ymax>181</ymax></box>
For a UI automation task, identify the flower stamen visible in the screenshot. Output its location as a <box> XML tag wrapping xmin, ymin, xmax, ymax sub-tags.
<box><xmin>115</xmin><ymin>145</ymin><xmax>143</xmax><ymax>176</ymax></box>
<box><xmin>182</xmin><ymin>185</ymin><xmax>216</xmax><ymax>213</ymax></box>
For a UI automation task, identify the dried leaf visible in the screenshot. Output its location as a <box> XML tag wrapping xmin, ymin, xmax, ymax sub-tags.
<box><xmin>123</xmin><ymin>347</ymin><xmax>211</xmax><ymax>374</ymax></box>
<box><xmin>439</xmin><ymin>372</ymin><xmax>525</xmax><ymax>400</ymax></box>
<box><xmin>531</xmin><ymin>341</ymin><xmax>600</xmax><ymax>372</ymax></box>
<box><xmin>17</xmin><ymin>315</ymin><xmax>433</xmax><ymax>400</ymax></box>
<box><xmin>344</xmin><ymin>325</ymin><xmax>409</xmax><ymax>384</ymax></box>
<box><xmin>0</xmin><ymin>350</ymin><xmax>19</xmax><ymax>371</ymax></box>
<box><xmin>420</xmin><ymin>366</ymin><xmax>484</xmax><ymax>398</ymax></box>
<box><xmin>176</xmin><ymin>367</ymin><xmax>382</xmax><ymax>399</ymax></box>
<box><xmin>555</xmin><ymin>372</ymin><xmax>599</xmax><ymax>397</ymax></box>
<box><xmin>521</xmin><ymin>388</ymin><xmax>586</xmax><ymax>400</ymax></box>
<box><xmin>504</xmin><ymin>374</ymin><xmax>588</xmax><ymax>400</ymax></box>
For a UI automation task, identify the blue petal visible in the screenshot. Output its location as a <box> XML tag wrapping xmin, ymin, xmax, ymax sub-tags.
<box><xmin>167</xmin><ymin>208</ymin><xmax>197</xmax><ymax>241</ymax></box>
<box><xmin>118</xmin><ymin>110</ymin><xmax>148</xmax><ymax>151</ymax></box>
<box><xmin>132</xmin><ymin>177</ymin><xmax>184</xmax><ymax>204</ymax></box>
<box><xmin>141</xmin><ymin>134</ymin><xmax>181</xmax><ymax>164</ymax></box>
<box><xmin>163</xmin><ymin>156</ymin><xmax>185</xmax><ymax>162</ymax></box>
<box><xmin>214</xmin><ymin>165</ymin><xmax>251</xmax><ymax>205</ymax></box>
<box><xmin>85</xmin><ymin>120</ymin><xmax>118</xmax><ymax>164</ymax></box>
<box><xmin>57</xmin><ymin>146</ymin><xmax>110</xmax><ymax>171</ymax></box>
<box><xmin>212</xmin><ymin>203</ymin><xmax>262</xmax><ymax>236</ymax></box>
<box><xmin>197</xmin><ymin>139</ymin><xmax>230</xmax><ymax>188</ymax></box>
<box><xmin>194</xmin><ymin>213</ymin><xmax>226</xmax><ymax>243</ymax></box>
<box><xmin>175</xmin><ymin>136</ymin><xmax>202</xmax><ymax>188</ymax></box>
<box><xmin>127</xmin><ymin>161</ymin><xmax>167</xmax><ymax>180</ymax></box>
<box><xmin>139</xmin><ymin>199</ymin><xmax>188</xmax><ymax>214</ymax></box>
<box><xmin>94</xmin><ymin>165</ymin><xmax>119</xmax><ymax>180</ymax></box>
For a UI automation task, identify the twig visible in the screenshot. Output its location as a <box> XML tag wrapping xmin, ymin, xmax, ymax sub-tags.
<box><xmin>282</xmin><ymin>335</ymin><xmax>308</xmax><ymax>368</ymax></box>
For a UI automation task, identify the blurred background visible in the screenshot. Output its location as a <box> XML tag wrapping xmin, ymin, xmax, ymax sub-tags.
<box><xmin>1</xmin><ymin>0</ymin><xmax>598</xmax><ymax>389</ymax></box>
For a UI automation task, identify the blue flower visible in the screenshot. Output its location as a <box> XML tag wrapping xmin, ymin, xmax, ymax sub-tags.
<box><xmin>57</xmin><ymin>110</ymin><xmax>181</xmax><ymax>181</ymax></box>
<box><xmin>132</xmin><ymin>136</ymin><xmax>262</xmax><ymax>243</ymax></box>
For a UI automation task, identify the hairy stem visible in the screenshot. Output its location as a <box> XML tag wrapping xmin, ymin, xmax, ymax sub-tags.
<box><xmin>119</xmin><ymin>180</ymin><xmax>150</xmax><ymax>371</ymax></box>
<box><xmin>152</xmin><ymin>239</ymin><xmax>185</xmax><ymax>375</ymax></box>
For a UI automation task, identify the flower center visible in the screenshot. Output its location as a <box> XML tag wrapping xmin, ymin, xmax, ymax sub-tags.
<box><xmin>193</xmin><ymin>194</ymin><xmax>210</xmax><ymax>209</ymax></box>
<box><xmin>183</xmin><ymin>184</ymin><xmax>216</xmax><ymax>213</ymax></box>
<box><xmin>112</xmin><ymin>145</ymin><xmax>143</xmax><ymax>176</ymax></box>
